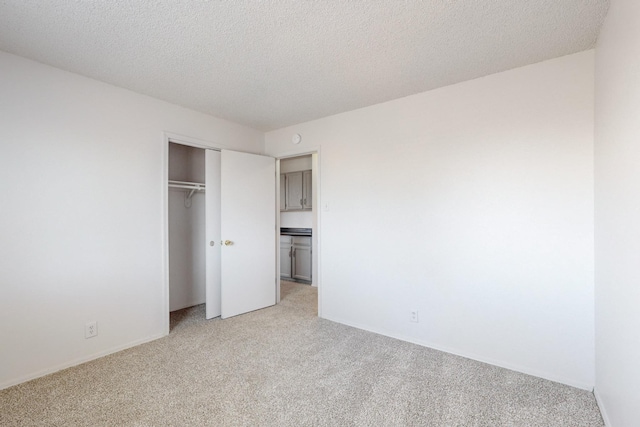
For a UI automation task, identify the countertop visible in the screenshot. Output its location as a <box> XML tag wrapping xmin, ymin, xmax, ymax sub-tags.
<box><xmin>280</xmin><ymin>227</ymin><xmax>312</xmax><ymax>236</ymax></box>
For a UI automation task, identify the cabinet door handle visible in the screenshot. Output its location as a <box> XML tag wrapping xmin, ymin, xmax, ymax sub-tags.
<box><xmin>289</xmin><ymin>248</ymin><xmax>292</xmax><ymax>258</ymax></box>
<box><xmin>293</xmin><ymin>248</ymin><xmax>296</xmax><ymax>257</ymax></box>
<box><xmin>300</xmin><ymin>198</ymin><xmax>303</xmax><ymax>206</ymax></box>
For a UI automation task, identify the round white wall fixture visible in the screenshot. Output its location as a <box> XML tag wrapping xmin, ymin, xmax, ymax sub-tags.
<box><xmin>292</xmin><ymin>133</ymin><xmax>302</xmax><ymax>145</ymax></box>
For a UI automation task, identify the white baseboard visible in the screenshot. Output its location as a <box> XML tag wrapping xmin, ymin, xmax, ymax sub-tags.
<box><xmin>320</xmin><ymin>313</ymin><xmax>594</xmax><ymax>391</ymax></box>
<box><xmin>594</xmin><ymin>388</ymin><xmax>612</xmax><ymax>426</ymax></box>
<box><xmin>0</xmin><ymin>332</ymin><xmax>166</xmax><ymax>391</ymax></box>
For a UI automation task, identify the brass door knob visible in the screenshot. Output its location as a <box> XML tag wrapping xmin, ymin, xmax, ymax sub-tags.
<box><xmin>222</xmin><ymin>240</ymin><xmax>233</xmax><ymax>246</ymax></box>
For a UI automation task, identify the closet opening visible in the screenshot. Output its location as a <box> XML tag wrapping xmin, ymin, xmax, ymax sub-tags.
<box><xmin>168</xmin><ymin>142</ymin><xmax>207</xmax><ymax>328</ymax></box>
<box><xmin>163</xmin><ymin>134</ymin><xmax>278</xmax><ymax>333</ymax></box>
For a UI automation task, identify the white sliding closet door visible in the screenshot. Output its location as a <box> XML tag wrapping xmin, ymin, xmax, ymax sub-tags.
<box><xmin>205</xmin><ymin>150</ymin><xmax>221</xmax><ymax>319</ymax></box>
<box><xmin>220</xmin><ymin>150</ymin><xmax>276</xmax><ymax>319</ymax></box>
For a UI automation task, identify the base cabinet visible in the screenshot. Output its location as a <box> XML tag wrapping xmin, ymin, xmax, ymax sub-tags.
<box><xmin>292</xmin><ymin>240</ymin><xmax>312</xmax><ymax>281</ymax></box>
<box><xmin>280</xmin><ymin>236</ymin><xmax>292</xmax><ymax>280</ymax></box>
<box><xmin>280</xmin><ymin>235</ymin><xmax>311</xmax><ymax>283</ymax></box>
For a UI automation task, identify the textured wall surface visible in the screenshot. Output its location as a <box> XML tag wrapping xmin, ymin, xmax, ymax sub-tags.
<box><xmin>0</xmin><ymin>1</ymin><xmax>608</xmax><ymax>130</ymax></box>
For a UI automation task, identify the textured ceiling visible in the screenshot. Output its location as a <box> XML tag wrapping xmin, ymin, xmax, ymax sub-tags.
<box><xmin>0</xmin><ymin>1</ymin><xmax>609</xmax><ymax>131</ymax></box>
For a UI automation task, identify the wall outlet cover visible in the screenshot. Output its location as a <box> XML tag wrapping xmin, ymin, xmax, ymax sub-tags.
<box><xmin>85</xmin><ymin>321</ymin><xmax>98</xmax><ymax>339</ymax></box>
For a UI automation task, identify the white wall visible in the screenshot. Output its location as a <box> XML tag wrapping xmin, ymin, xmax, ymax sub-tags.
<box><xmin>280</xmin><ymin>211</ymin><xmax>313</xmax><ymax>228</ymax></box>
<box><xmin>266</xmin><ymin>51</ymin><xmax>595</xmax><ymax>389</ymax></box>
<box><xmin>168</xmin><ymin>142</ymin><xmax>205</xmax><ymax>183</ymax></box>
<box><xmin>280</xmin><ymin>155</ymin><xmax>312</xmax><ymax>174</ymax></box>
<box><xmin>594</xmin><ymin>0</ymin><xmax>640</xmax><ymax>425</ymax></box>
<box><xmin>280</xmin><ymin>155</ymin><xmax>313</xmax><ymax>228</ymax></box>
<box><xmin>0</xmin><ymin>51</ymin><xmax>263</xmax><ymax>389</ymax></box>
<box><xmin>168</xmin><ymin>143</ymin><xmax>206</xmax><ymax>311</ymax></box>
<box><xmin>169</xmin><ymin>189</ymin><xmax>206</xmax><ymax>310</ymax></box>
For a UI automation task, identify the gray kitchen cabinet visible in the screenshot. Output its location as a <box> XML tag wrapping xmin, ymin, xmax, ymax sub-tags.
<box><xmin>281</xmin><ymin>170</ymin><xmax>312</xmax><ymax>211</ymax></box>
<box><xmin>280</xmin><ymin>235</ymin><xmax>292</xmax><ymax>280</ymax></box>
<box><xmin>285</xmin><ymin>171</ymin><xmax>303</xmax><ymax>210</ymax></box>
<box><xmin>302</xmin><ymin>170</ymin><xmax>312</xmax><ymax>210</ymax></box>
<box><xmin>280</xmin><ymin>234</ymin><xmax>311</xmax><ymax>283</ymax></box>
<box><xmin>292</xmin><ymin>236</ymin><xmax>312</xmax><ymax>282</ymax></box>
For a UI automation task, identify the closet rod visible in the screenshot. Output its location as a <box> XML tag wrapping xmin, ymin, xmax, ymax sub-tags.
<box><xmin>168</xmin><ymin>180</ymin><xmax>205</xmax><ymax>203</ymax></box>
<box><xmin>168</xmin><ymin>180</ymin><xmax>206</xmax><ymax>190</ymax></box>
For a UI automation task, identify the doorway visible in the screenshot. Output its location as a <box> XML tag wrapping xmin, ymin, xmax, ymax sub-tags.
<box><xmin>277</xmin><ymin>152</ymin><xmax>320</xmax><ymax>311</ymax></box>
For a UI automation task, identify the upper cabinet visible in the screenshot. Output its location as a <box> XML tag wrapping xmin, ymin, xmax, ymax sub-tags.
<box><xmin>285</xmin><ymin>171</ymin><xmax>303</xmax><ymax>210</ymax></box>
<box><xmin>303</xmin><ymin>170</ymin><xmax>312</xmax><ymax>210</ymax></box>
<box><xmin>281</xmin><ymin>170</ymin><xmax>312</xmax><ymax>211</ymax></box>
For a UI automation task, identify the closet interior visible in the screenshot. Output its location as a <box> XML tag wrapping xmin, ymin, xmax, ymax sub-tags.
<box><xmin>168</xmin><ymin>142</ymin><xmax>206</xmax><ymax>313</ymax></box>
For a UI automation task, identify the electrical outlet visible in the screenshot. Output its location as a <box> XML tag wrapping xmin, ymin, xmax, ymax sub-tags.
<box><xmin>85</xmin><ymin>321</ymin><xmax>98</xmax><ymax>339</ymax></box>
<box><xmin>410</xmin><ymin>310</ymin><xmax>419</xmax><ymax>323</ymax></box>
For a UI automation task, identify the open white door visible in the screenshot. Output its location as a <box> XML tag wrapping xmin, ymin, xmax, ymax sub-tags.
<box><xmin>205</xmin><ymin>150</ymin><xmax>222</xmax><ymax>319</ymax></box>
<box><xmin>221</xmin><ymin>150</ymin><xmax>276</xmax><ymax>318</ymax></box>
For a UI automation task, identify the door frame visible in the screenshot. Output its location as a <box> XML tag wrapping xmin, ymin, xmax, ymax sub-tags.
<box><xmin>275</xmin><ymin>147</ymin><xmax>322</xmax><ymax>318</ymax></box>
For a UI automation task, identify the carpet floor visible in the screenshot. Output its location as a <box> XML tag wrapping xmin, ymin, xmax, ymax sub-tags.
<box><xmin>1</xmin><ymin>282</ymin><xmax>604</xmax><ymax>426</ymax></box>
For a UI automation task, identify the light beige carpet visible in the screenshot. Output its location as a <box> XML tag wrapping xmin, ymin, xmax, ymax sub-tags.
<box><xmin>1</xmin><ymin>283</ymin><xmax>603</xmax><ymax>426</ymax></box>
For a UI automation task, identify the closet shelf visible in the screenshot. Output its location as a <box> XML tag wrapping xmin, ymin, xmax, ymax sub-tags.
<box><xmin>168</xmin><ymin>180</ymin><xmax>205</xmax><ymax>200</ymax></box>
